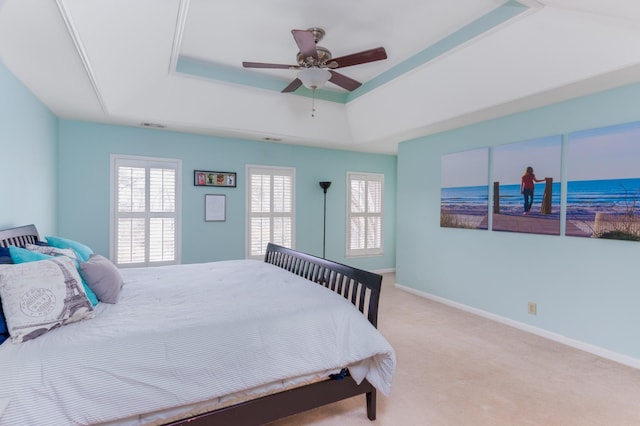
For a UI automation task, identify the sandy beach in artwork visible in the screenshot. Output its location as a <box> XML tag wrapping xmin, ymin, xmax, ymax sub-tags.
<box><xmin>440</xmin><ymin>204</ymin><xmax>488</xmax><ymax>229</ymax></box>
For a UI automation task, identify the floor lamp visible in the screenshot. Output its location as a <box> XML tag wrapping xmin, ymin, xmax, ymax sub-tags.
<box><xmin>319</xmin><ymin>181</ymin><xmax>332</xmax><ymax>258</ymax></box>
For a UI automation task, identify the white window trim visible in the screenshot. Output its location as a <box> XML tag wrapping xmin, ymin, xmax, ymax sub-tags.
<box><xmin>110</xmin><ymin>154</ymin><xmax>182</xmax><ymax>266</ymax></box>
<box><xmin>346</xmin><ymin>171</ymin><xmax>384</xmax><ymax>258</ymax></box>
<box><xmin>245</xmin><ymin>164</ymin><xmax>296</xmax><ymax>260</ymax></box>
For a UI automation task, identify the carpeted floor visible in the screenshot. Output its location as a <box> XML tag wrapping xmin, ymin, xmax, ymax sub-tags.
<box><xmin>269</xmin><ymin>273</ymin><xmax>640</xmax><ymax>425</ymax></box>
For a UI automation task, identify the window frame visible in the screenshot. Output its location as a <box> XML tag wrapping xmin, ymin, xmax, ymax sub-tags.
<box><xmin>110</xmin><ymin>154</ymin><xmax>182</xmax><ymax>267</ymax></box>
<box><xmin>245</xmin><ymin>165</ymin><xmax>296</xmax><ymax>260</ymax></box>
<box><xmin>346</xmin><ymin>171</ymin><xmax>384</xmax><ymax>258</ymax></box>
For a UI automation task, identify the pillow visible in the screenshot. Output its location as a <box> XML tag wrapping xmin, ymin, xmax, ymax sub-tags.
<box><xmin>0</xmin><ymin>257</ymin><xmax>94</xmax><ymax>343</ymax></box>
<box><xmin>79</xmin><ymin>254</ymin><xmax>124</xmax><ymax>304</ymax></box>
<box><xmin>44</xmin><ymin>236</ymin><xmax>93</xmax><ymax>263</ymax></box>
<box><xmin>0</xmin><ymin>247</ymin><xmax>13</xmax><ymax>265</ymax></box>
<box><xmin>24</xmin><ymin>243</ymin><xmax>78</xmax><ymax>262</ymax></box>
<box><xmin>0</xmin><ymin>247</ymin><xmax>9</xmax><ymax>343</ymax></box>
<box><xmin>9</xmin><ymin>246</ymin><xmax>99</xmax><ymax>306</ymax></box>
<box><xmin>0</xmin><ymin>303</ymin><xmax>7</xmax><ymax>344</ymax></box>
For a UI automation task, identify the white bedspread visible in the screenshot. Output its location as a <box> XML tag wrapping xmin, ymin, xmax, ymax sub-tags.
<box><xmin>0</xmin><ymin>260</ymin><xmax>395</xmax><ymax>425</ymax></box>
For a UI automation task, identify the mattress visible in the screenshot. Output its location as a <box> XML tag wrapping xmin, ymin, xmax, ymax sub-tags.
<box><xmin>0</xmin><ymin>259</ymin><xmax>395</xmax><ymax>425</ymax></box>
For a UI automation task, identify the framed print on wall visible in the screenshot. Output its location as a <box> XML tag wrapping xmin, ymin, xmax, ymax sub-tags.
<box><xmin>205</xmin><ymin>194</ymin><xmax>226</xmax><ymax>222</ymax></box>
<box><xmin>194</xmin><ymin>170</ymin><xmax>236</xmax><ymax>187</ymax></box>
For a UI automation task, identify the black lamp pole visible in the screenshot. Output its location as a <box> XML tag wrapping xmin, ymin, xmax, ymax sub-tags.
<box><xmin>319</xmin><ymin>181</ymin><xmax>332</xmax><ymax>258</ymax></box>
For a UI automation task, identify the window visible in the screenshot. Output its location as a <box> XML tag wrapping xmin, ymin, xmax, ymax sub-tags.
<box><xmin>111</xmin><ymin>155</ymin><xmax>181</xmax><ymax>267</ymax></box>
<box><xmin>347</xmin><ymin>172</ymin><xmax>383</xmax><ymax>257</ymax></box>
<box><xmin>246</xmin><ymin>165</ymin><xmax>295</xmax><ymax>259</ymax></box>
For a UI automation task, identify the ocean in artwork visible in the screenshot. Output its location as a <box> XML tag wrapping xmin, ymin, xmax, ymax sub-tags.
<box><xmin>440</xmin><ymin>185</ymin><xmax>489</xmax><ymax>229</ymax></box>
<box><xmin>566</xmin><ymin>177</ymin><xmax>640</xmax><ymax>238</ymax></box>
<box><xmin>441</xmin><ymin>182</ymin><xmax>561</xmax><ymax>215</ymax></box>
<box><xmin>442</xmin><ymin>178</ymin><xmax>640</xmax><ymax>237</ymax></box>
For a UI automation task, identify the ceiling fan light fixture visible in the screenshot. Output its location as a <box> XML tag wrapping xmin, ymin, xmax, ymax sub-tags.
<box><xmin>297</xmin><ymin>68</ymin><xmax>331</xmax><ymax>90</ymax></box>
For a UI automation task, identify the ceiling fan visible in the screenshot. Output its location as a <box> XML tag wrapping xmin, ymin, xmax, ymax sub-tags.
<box><xmin>242</xmin><ymin>27</ymin><xmax>387</xmax><ymax>93</ymax></box>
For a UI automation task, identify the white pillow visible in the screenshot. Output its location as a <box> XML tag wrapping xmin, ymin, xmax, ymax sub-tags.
<box><xmin>24</xmin><ymin>243</ymin><xmax>78</xmax><ymax>262</ymax></box>
<box><xmin>0</xmin><ymin>257</ymin><xmax>94</xmax><ymax>343</ymax></box>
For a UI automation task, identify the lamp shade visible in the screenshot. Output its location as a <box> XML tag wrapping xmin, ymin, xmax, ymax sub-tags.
<box><xmin>298</xmin><ymin>68</ymin><xmax>331</xmax><ymax>90</ymax></box>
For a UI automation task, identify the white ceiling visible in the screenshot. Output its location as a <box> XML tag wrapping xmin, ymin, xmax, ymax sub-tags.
<box><xmin>1</xmin><ymin>0</ymin><xmax>640</xmax><ymax>154</ymax></box>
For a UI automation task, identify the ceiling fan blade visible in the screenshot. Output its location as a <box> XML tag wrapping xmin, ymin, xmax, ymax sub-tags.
<box><xmin>243</xmin><ymin>61</ymin><xmax>299</xmax><ymax>69</ymax></box>
<box><xmin>292</xmin><ymin>29</ymin><xmax>318</xmax><ymax>61</ymax></box>
<box><xmin>331</xmin><ymin>47</ymin><xmax>387</xmax><ymax>68</ymax></box>
<box><xmin>329</xmin><ymin>71</ymin><xmax>362</xmax><ymax>91</ymax></box>
<box><xmin>282</xmin><ymin>78</ymin><xmax>303</xmax><ymax>93</ymax></box>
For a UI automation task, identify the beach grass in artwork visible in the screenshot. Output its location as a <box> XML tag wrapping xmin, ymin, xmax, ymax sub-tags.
<box><xmin>567</xmin><ymin>121</ymin><xmax>640</xmax><ymax>241</ymax></box>
<box><xmin>440</xmin><ymin>148</ymin><xmax>489</xmax><ymax>230</ymax></box>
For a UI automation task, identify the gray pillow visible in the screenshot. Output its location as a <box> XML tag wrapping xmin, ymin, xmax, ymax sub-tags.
<box><xmin>79</xmin><ymin>254</ymin><xmax>124</xmax><ymax>304</ymax></box>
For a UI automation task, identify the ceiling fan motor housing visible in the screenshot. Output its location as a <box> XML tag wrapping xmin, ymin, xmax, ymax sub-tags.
<box><xmin>297</xmin><ymin>46</ymin><xmax>332</xmax><ymax>67</ymax></box>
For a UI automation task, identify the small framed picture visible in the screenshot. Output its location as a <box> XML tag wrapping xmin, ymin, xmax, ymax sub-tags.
<box><xmin>205</xmin><ymin>194</ymin><xmax>226</xmax><ymax>222</ymax></box>
<box><xmin>194</xmin><ymin>170</ymin><xmax>236</xmax><ymax>187</ymax></box>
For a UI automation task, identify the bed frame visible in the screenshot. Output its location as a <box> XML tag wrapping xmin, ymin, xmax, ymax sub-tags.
<box><xmin>0</xmin><ymin>225</ymin><xmax>384</xmax><ymax>425</ymax></box>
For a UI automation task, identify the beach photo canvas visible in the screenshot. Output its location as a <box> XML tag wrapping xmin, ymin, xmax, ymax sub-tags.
<box><xmin>492</xmin><ymin>136</ymin><xmax>562</xmax><ymax>235</ymax></box>
<box><xmin>566</xmin><ymin>121</ymin><xmax>640</xmax><ymax>241</ymax></box>
<box><xmin>440</xmin><ymin>148</ymin><xmax>489</xmax><ymax>230</ymax></box>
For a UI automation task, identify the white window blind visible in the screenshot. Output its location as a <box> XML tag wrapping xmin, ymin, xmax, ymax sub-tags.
<box><xmin>247</xmin><ymin>166</ymin><xmax>295</xmax><ymax>259</ymax></box>
<box><xmin>111</xmin><ymin>156</ymin><xmax>181</xmax><ymax>267</ymax></box>
<box><xmin>347</xmin><ymin>172</ymin><xmax>383</xmax><ymax>257</ymax></box>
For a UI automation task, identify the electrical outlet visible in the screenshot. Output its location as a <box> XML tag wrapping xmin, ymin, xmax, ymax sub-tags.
<box><xmin>528</xmin><ymin>302</ymin><xmax>537</xmax><ymax>315</ymax></box>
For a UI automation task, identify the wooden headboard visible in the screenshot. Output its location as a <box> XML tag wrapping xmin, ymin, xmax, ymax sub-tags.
<box><xmin>0</xmin><ymin>224</ymin><xmax>41</xmax><ymax>248</ymax></box>
<box><xmin>264</xmin><ymin>243</ymin><xmax>382</xmax><ymax>328</ymax></box>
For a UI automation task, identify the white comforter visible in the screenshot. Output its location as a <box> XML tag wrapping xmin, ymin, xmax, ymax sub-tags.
<box><xmin>0</xmin><ymin>259</ymin><xmax>395</xmax><ymax>425</ymax></box>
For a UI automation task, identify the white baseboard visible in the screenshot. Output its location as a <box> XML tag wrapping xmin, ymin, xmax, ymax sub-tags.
<box><xmin>372</xmin><ymin>268</ymin><xmax>396</xmax><ymax>275</ymax></box>
<box><xmin>395</xmin><ymin>283</ymin><xmax>640</xmax><ymax>370</ymax></box>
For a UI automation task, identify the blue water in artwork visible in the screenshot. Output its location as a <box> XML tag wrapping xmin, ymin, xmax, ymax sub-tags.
<box><xmin>441</xmin><ymin>182</ymin><xmax>560</xmax><ymax>216</ymax></box>
<box><xmin>440</xmin><ymin>185</ymin><xmax>488</xmax><ymax>207</ymax></box>
<box><xmin>441</xmin><ymin>178</ymin><xmax>640</xmax><ymax>220</ymax></box>
<box><xmin>566</xmin><ymin>178</ymin><xmax>640</xmax><ymax>220</ymax></box>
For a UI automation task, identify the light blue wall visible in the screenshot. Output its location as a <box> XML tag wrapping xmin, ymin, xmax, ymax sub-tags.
<box><xmin>397</xmin><ymin>82</ymin><xmax>640</xmax><ymax>359</ymax></box>
<box><xmin>58</xmin><ymin>121</ymin><xmax>396</xmax><ymax>270</ymax></box>
<box><xmin>0</xmin><ymin>60</ymin><xmax>58</xmax><ymax>235</ymax></box>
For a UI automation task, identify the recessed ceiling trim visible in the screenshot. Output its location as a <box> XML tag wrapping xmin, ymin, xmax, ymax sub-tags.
<box><xmin>174</xmin><ymin>0</ymin><xmax>532</xmax><ymax>105</ymax></box>
<box><xmin>347</xmin><ymin>0</ymin><xmax>531</xmax><ymax>102</ymax></box>
<box><xmin>54</xmin><ymin>0</ymin><xmax>108</xmax><ymax>114</ymax></box>
<box><xmin>169</xmin><ymin>0</ymin><xmax>190</xmax><ymax>74</ymax></box>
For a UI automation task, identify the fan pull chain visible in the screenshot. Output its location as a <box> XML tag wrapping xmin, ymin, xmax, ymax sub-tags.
<box><xmin>311</xmin><ymin>88</ymin><xmax>316</xmax><ymax>117</ymax></box>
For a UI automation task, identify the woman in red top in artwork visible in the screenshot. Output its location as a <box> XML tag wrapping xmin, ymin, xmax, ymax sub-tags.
<box><xmin>520</xmin><ymin>166</ymin><xmax>545</xmax><ymax>214</ymax></box>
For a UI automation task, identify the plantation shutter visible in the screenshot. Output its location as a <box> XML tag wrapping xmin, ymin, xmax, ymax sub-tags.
<box><xmin>247</xmin><ymin>166</ymin><xmax>295</xmax><ymax>259</ymax></box>
<box><xmin>347</xmin><ymin>172</ymin><xmax>383</xmax><ymax>257</ymax></box>
<box><xmin>112</xmin><ymin>156</ymin><xmax>181</xmax><ymax>267</ymax></box>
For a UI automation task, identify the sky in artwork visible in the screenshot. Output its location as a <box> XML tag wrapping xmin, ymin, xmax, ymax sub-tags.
<box><xmin>493</xmin><ymin>135</ymin><xmax>562</xmax><ymax>186</ymax></box>
<box><xmin>568</xmin><ymin>121</ymin><xmax>640</xmax><ymax>181</ymax></box>
<box><xmin>441</xmin><ymin>148</ymin><xmax>488</xmax><ymax>188</ymax></box>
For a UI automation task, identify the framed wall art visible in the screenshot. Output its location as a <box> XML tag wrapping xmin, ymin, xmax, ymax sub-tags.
<box><xmin>205</xmin><ymin>194</ymin><xmax>226</xmax><ymax>222</ymax></box>
<box><xmin>194</xmin><ymin>170</ymin><xmax>236</xmax><ymax>187</ymax></box>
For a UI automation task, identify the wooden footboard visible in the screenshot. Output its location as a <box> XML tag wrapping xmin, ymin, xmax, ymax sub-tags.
<box><xmin>264</xmin><ymin>243</ymin><xmax>383</xmax><ymax>328</ymax></box>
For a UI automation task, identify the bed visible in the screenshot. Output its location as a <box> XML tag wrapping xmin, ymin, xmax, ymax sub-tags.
<box><xmin>0</xmin><ymin>224</ymin><xmax>395</xmax><ymax>425</ymax></box>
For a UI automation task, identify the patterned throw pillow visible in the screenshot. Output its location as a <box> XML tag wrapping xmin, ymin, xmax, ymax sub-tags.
<box><xmin>44</xmin><ymin>236</ymin><xmax>94</xmax><ymax>263</ymax></box>
<box><xmin>24</xmin><ymin>244</ymin><xmax>78</xmax><ymax>262</ymax></box>
<box><xmin>0</xmin><ymin>257</ymin><xmax>94</xmax><ymax>343</ymax></box>
<box><xmin>9</xmin><ymin>246</ymin><xmax>99</xmax><ymax>307</ymax></box>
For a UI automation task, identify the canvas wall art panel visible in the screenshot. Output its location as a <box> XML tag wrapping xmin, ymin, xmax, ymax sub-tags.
<box><xmin>566</xmin><ymin>121</ymin><xmax>640</xmax><ymax>241</ymax></box>
<box><xmin>492</xmin><ymin>136</ymin><xmax>561</xmax><ymax>235</ymax></box>
<box><xmin>440</xmin><ymin>148</ymin><xmax>489</xmax><ymax>230</ymax></box>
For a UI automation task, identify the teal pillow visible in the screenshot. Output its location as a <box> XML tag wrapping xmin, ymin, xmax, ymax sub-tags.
<box><xmin>0</xmin><ymin>303</ymin><xmax>7</xmax><ymax>344</ymax></box>
<box><xmin>45</xmin><ymin>236</ymin><xmax>94</xmax><ymax>263</ymax></box>
<box><xmin>8</xmin><ymin>246</ymin><xmax>99</xmax><ymax>306</ymax></box>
